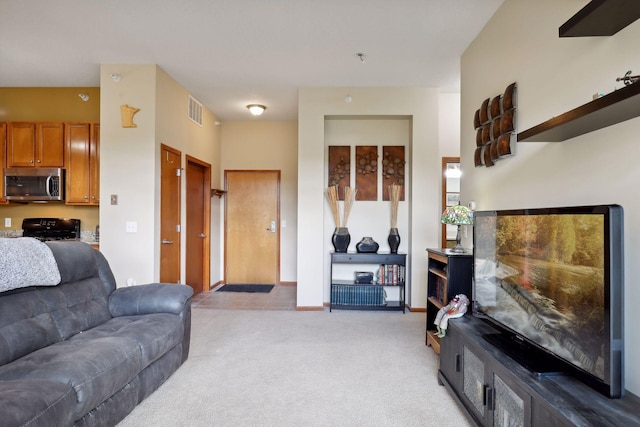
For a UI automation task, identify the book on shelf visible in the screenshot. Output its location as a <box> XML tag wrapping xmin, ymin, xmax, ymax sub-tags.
<box><xmin>331</xmin><ymin>285</ymin><xmax>384</xmax><ymax>306</ymax></box>
<box><xmin>376</xmin><ymin>264</ymin><xmax>405</xmax><ymax>285</ymax></box>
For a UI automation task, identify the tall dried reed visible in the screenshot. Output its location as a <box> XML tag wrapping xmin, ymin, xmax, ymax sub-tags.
<box><xmin>389</xmin><ymin>184</ymin><xmax>402</xmax><ymax>228</ymax></box>
<box><xmin>325</xmin><ymin>186</ymin><xmax>358</xmax><ymax>228</ymax></box>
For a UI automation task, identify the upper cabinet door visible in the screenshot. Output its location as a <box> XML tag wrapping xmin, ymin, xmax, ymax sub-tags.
<box><xmin>6</xmin><ymin>122</ymin><xmax>64</xmax><ymax>167</ymax></box>
<box><xmin>37</xmin><ymin>122</ymin><xmax>65</xmax><ymax>167</ymax></box>
<box><xmin>7</xmin><ymin>122</ymin><xmax>36</xmax><ymax>167</ymax></box>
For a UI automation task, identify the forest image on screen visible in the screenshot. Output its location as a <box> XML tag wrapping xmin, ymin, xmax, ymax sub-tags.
<box><xmin>475</xmin><ymin>213</ymin><xmax>606</xmax><ymax>380</ymax></box>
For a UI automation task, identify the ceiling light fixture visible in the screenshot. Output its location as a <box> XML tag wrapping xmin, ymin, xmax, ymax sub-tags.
<box><xmin>110</xmin><ymin>73</ymin><xmax>122</xmax><ymax>82</ymax></box>
<box><xmin>247</xmin><ymin>104</ymin><xmax>266</xmax><ymax>116</ymax></box>
<box><xmin>78</xmin><ymin>93</ymin><xmax>90</xmax><ymax>102</ymax></box>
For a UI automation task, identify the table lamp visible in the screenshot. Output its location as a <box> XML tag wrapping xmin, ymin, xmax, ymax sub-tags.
<box><xmin>441</xmin><ymin>203</ymin><xmax>473</xmax><ymax>253</ymax></box>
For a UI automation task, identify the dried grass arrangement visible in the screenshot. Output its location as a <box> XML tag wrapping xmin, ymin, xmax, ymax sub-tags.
<box><xmin>388</xmin><ymin>184</ymin><xmax>402</xmax><ymax>228</ymax></box>
<box><xmin>325</xmin><ymin>186</ymin><xmax>357</xmax><ymax>227</ymax></box>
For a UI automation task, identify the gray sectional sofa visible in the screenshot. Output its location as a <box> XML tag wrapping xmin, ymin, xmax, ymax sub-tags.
<box><xmin>0</xmin><ymin>238</ymin><xmax>193</xmax><ymax>426</ymax></box>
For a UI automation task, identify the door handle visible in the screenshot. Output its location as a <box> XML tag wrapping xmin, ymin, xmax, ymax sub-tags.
<box><xmin>198</xmin><ymin>233</ymin><xmax>206</xmax><ymax>238</ymax></box>
<box><xmin>267</xmin><ymin>220</ymin><xmax>276</xmax><ymax>232</ymax></box>
<box><xmin>161</xmin><ymin>239</ymin><xmax>173</xmax><ymax>244</ymax></box>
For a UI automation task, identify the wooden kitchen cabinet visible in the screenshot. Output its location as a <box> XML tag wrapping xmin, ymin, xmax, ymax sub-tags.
<box><xmin>65</xmin><ymin>122</ymin><xmax>99</xmax><ymax>205</ymax></box>
<box><xmin>0</xmin><ymin>123</ymin><xmax>6</xmax><ymax>204</ymax></box>
<box><xmin>6</xmin><ymin>122</ymin><xmax>65</xmax><ymax>168</ymax></box>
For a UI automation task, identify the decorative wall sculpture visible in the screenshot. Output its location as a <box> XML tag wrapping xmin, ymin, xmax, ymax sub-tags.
<box><xmin>355</xmin><ymin>146</ymin><xmax>378</xmax><ymax>201</ymax></box>
<box><xmin>474</xmin><ymin>82</ymin><xmax>517</xmax><ymax>167</ymax></box>
<box><xmin>382</xmin><ymin>146</ymin><xmax>405</xmax><ymax>201</ymax></box>
<box><xmin>328</xmin><ymin>146</ymin><xmax>350</xmax><ymax>200</ymax></box>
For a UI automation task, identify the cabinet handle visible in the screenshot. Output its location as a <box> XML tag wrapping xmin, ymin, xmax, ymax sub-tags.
<box><xmin>483</xmin><ymin>385</ymin><xmax>494</xmax><ymax>410</ymax></box>
<box><xmin>455</xmin><ymin>353</ymin><xmax>461</xmax><ymax>372</ymax></box>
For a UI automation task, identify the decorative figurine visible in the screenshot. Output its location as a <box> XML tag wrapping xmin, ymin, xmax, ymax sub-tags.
<box><xmin>434</xmin><ymin>294</ymin><xmax>470</xmax><ymax>337</ymax></box>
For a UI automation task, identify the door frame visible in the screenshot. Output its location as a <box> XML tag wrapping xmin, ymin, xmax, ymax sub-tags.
<box><xmin>186</xmin><ymin>155</ymin><xmax>211</xmax><ymax>293</ymax></box>
<box><xmin>223</xmin><ymin>169</ymin><xmax>281</xmax><ymax>285</ymax></box>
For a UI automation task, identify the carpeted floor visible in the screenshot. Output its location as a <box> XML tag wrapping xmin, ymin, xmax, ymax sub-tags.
<box><xmin>117</xmin><ymin>308</ymin><xmax>472</xmax><ymax>427</ymax></box>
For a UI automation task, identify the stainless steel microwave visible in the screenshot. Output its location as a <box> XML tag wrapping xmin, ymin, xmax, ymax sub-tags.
<box><xmin>4</xmin><ymin>168</ymin><xmax>65</xmax><ymax>201</ymax></box>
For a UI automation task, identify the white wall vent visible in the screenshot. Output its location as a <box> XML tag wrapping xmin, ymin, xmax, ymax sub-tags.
<box><xmin>188</xmin><ymin>95</ymin><xmax>203</xmax><ymax>126</ymax></box>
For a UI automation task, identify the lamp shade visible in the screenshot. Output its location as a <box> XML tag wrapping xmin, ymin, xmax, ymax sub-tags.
<box><xmin>247</xmin><ymin>104</ymin><xmax>266</xmax><ymax>116</ymax></box>
<box><xmin>441</xmin><ymin>204</ymin><xmax>473</xmax><ymax>225</ymax></box>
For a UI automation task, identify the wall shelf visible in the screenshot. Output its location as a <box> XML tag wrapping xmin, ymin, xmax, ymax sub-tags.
<box><xmin>559</xmin><ymin>0</ymin><xmax>640</xmax><ymax>37</ymax></box>
<box><xmin>517</xmin><ymin>82</ymin><xmax>640</xmax><ymax>142</ymax></box>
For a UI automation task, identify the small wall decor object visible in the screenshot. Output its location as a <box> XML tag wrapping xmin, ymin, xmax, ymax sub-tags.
<box><xmin>382</xmin><ymin>146</ymin><xmax>405</xmax><ymax>201</ymax></box>
<box><xmin>474</xmin><ymin>82</ymin><xmax>517</xmax><ymax>167</ymax></box>
<box><xmin>328</xmin><ymin>146</ymin><xmax>351</xmax><ymax>200</ymax></box>
<box><xmin>120</xmin><ymin>104</ymin><xmax>141</xmax><ymax>128</ymax></box>
<box><xmin>355</xmin><ymin>146</ymin><xmax>377</xmax><ymax>201</ymax></box>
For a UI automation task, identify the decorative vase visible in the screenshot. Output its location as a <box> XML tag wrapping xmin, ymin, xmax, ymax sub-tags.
<box><xmin>356</xmin><ymin>237</ymin><xmax>379</xmax><ymax>253</ymax></box>
<box><xmin>388</xmin><ymin>228</ymin><xmax>400</xmax><ymax>253</ymax></box>
<box><xmin>332</xmin><ymin>227</ymin><xmax>351</xmax><ymax>253</ymax></box>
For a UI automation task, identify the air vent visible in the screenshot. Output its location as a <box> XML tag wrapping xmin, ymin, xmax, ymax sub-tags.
<box><xmin>188</xmin><ymin>95</ymin><xmax>203</xmax><ymax>126</ymax></box>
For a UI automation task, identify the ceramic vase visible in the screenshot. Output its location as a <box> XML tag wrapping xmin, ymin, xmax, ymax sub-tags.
<box><xmin>388</xmin><ymin>228</ymin><xmax>400</xmax><ymax>253</ymax></box>
<box><xmin>331</xmin><ymin>227</ymin><xmax>351</xmax><ymax>253</ymax></box>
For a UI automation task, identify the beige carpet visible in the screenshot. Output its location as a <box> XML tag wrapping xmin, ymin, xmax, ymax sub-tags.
<box><xmin>117</xmin><ymin>308</ymin><xmax>472</xmax><ymax>427</ymax></box>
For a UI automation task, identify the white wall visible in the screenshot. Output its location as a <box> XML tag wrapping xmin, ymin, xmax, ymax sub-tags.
<box><xmin>100</xmin><ymin>65</ymin><xmax>158</xmax><ymax>286</ymax></box>
<box><xmin>100</xmin><ymin>64</ymin><xmax>220</xmax><ymax>288</ymax></box>
<box><xmin>461</xmin><ymin>0</ymin><xmax>640</xmax><ymax>396</ymax></box>
<box><xmin>297</xmin><ymin>87</ymin><xmax>442</xmax><ymax>309</ymax></box>
<box><xmin>220</xmin><ymin>121</ymin><xmax>298</xmax><ymax>283</ymax></box>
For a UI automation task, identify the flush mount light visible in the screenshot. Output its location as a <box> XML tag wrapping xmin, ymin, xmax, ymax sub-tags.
<box><xmin>78</xmin><ymin>93</ymin><xmax>90</xmax><ymax>102</ymax></box>
<box><xmin>247</xmin><ymin>104</ymin><xmax>266</xmax><ymax>116</ymax></box>
<box><xmin>110</xmin><ymin>73</ymin><xmax>122</xmax><ymax>82</ymax></box>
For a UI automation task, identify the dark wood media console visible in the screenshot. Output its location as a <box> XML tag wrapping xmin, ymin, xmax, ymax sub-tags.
<box><xmin>438</xmin><ymin>315</ymin><xmax>640</xmax><ymax>426</ymax></box>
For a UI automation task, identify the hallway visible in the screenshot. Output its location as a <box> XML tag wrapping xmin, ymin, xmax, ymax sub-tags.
<box><xmin>191</xmin><ymin>285</ymin><xmax>297</xmax><ymax>311</ymax></box>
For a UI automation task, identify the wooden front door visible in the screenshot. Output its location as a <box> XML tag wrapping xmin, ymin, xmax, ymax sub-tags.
<box><xmin>185</xmin><ymin>156</ymin><xmax>211</xmax><ymax>295</ymax></box>
<box><xmin>160</xmin><ymin>144</ymin><xmax>181</xmax><ymax>283</ymax></box>
<box><xmin>225</xmin><ymin>170</ymin><xmax>280</xmax><ymax>284</ymax></box>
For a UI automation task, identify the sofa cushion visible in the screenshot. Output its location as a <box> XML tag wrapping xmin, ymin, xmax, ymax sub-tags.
<box><xmin>0</xmin><ymin>336</ymin><xmax>143</xmax><ymax>420</ymax></box>
<box><xmin>45</xmin><ymin>241</ymin><xmax>98</xmax><ymax>285</ymax></box>
<box><xmin>0</xmin><ymin>312</ymin><xmax>184</xmax><ymax>420</ymax></box>
<box><xmin>73</xmin><ymin>313</ymin><xmax>184</xmax><ymax>370</ymax></box>
<box><xmin>0</xmin><ymin>379</ymin><xmax>76</xmax><ymax>427</ymax></box>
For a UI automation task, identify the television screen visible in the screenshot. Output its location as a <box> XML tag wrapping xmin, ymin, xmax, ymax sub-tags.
<box><xmin>473</xmin><ymin>205</ymin><xmax>624</xmax><ymax>398</ymax></box>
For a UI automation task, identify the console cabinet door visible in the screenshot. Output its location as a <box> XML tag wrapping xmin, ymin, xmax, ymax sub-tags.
<box><xmin>491</xmin><ymin>371</ymin><xmax>530</xmax><ymax>427</ymax></box>
<box><xmin>461</xmin><ymin>340</ymin><xmax>531</xmax><ymax>426</ymax></box>
<box><xmin>439</xmin><ymin>328</ymin><xmax>463</xmax><ymax>391</ymax></box>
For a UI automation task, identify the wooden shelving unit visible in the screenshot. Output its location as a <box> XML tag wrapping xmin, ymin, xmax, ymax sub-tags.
<box><xmin>559</xmin><ymin>0</ymin><xmax>640</xmax><ymax>37</ymax></box>
<box><xmin>517</xmin><ymin>82</ymin><xmax>640</xmax><ymax>142</ymax></box>
<box><xmin>425</xmin><ymin>249</ymin><xmax>472</xmax><ymax>354</ymax></box>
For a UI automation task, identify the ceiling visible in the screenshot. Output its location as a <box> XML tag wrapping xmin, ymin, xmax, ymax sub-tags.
<box><xmin>0</xmin><ymin>0</ymin><xmax>504</xmax><ymax>121</ymax></box>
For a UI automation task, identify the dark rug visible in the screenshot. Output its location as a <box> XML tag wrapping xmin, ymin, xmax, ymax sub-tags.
<box><xmin>216</xmin><ymin>284</ymin><xmax>275</xmax><ymax>293</ymax></box>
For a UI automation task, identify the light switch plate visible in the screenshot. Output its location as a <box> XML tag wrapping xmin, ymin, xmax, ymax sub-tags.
<box><xmin>4</xmin><ymin>218</ymin><xmax>10</xmax><ymax>227</ymax></box>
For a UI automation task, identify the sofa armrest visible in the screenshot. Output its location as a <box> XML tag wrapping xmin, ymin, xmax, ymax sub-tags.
<box><xmin>109</xmin><ymin>283</ymin><xmax>193</xmax><ymax>317</ymax></box>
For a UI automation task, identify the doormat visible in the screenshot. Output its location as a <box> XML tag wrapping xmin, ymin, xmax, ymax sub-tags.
<box><xmin>216</xmin><ymin>284</ymin><xmax>275</xmax><ymax>293</ymax></box>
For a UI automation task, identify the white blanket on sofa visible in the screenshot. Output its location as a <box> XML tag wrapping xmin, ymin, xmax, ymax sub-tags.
<box><xmin>0</xmin><ymin>237</ymin><xmax>61</xmax><ymax>292</ymax></box>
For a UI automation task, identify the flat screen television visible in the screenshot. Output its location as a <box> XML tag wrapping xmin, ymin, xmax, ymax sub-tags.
<box><xmin>472</xmin><ymin>205</ymin><xmax>624</xmax><ymax>398</ymax></box>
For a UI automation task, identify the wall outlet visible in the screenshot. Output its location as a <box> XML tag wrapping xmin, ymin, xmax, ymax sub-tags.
<box><xmin>4</xmin><ymin>218</ymin><xmax>11</xmax><ymax>227</ymax></box>
<box><xmin>126</xmin><ymin>221</ymin><xmax>137</xmax><ymax>233</ymax></box>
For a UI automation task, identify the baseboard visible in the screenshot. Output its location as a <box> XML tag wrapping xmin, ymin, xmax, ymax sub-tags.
<box><xmin>209</xmin><ymin>280</ymin><xmax>224</xmax><ymax>290</ymax></box>
<box><xmin>279</xmin><ymin>281</ymin><xmax>297</xmax><ymax>286</ymax></box>
<box><xmin>409</xmin><ymin>306</ymin><xmax>426</xmax><ymax>313</ymax></box>
<box><xmin>295</xmin><ymin>306</ymin><xmax>324</xmax><ymax>311</ymax></box>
